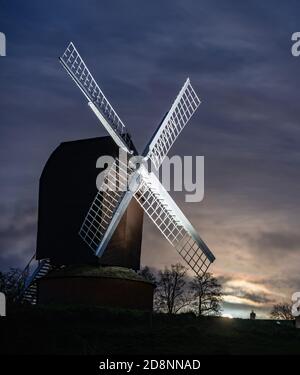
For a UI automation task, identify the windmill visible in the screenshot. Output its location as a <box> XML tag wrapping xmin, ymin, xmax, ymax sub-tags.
<box><xmin>17</xmin><ymin>42</ymin><xmax>215</xmax><ymax>306</ymax></box>
<box><xmin>60</xmin><ymin>42</ymin><xmax>215</xmax><ymax>276</ymax></box>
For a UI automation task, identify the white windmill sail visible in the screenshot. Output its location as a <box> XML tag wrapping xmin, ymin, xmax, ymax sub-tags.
<box><xmin>79</xmin><ymin>158</ymin><xmax>134</xmax><ymax>257</ymax></box>
<box><xmin>134</xmin><ymin>167</ymin><xmax>215</xmax><ymax>276</ymax></box>
<box><xmin>143</xmin><ymin>78</ymin><xmax>201</xmax><ymax>169</ymax></box>
<box><xmin>60</xmin><ymin>42</ymin><xmax>133</xmax><ymax>153</ymax></box>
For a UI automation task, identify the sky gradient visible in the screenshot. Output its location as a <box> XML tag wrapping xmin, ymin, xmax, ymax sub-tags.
<box><xmin>1</xmin><ymin>0</ymin><xmax>300</xmax><ymax>318</ymax></box>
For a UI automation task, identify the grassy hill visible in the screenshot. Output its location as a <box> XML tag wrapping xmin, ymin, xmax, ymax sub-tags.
<box><xmin>2</xmin><ymin>304</ymin><xmax>299</xmax><ymax>355</ymax></box>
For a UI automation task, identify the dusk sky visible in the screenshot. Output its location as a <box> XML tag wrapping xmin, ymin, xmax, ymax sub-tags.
<box><xmin>1</xmin><ymin>0</ymin><xmax>300</xmax><ymax>318</ymax></box>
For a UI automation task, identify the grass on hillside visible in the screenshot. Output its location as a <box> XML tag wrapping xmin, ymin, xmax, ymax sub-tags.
<box><xmin>1</xmin><ymin>304</ymin><xmax>299</xmax><ymax>355</ymax></box>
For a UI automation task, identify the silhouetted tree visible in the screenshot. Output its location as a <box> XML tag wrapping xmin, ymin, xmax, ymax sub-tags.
<box><xmin>155</xmin><ymin>263</ymin><xmax>190</xmax><ymax>314</ymax></box>
<box><xmin>0</xmin><ymin>268</ymin><xmax>23</xmax><ymax>302</ymax></box>
<box><xmin>270</xmin><ymin>303</ymin><xmax>294</xmax><ymax>320</ymax></box>
<box><xmin>138</xmin><ymin>266</ymin><xmax>157</xmax><ymax>285</ymax></box>
<box><xmin>189</xmin><ymin>272</ymin><xmax>222</xmax><ymax>316</ymax></box>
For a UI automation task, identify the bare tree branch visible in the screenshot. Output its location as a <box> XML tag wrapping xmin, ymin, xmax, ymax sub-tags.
<box><xmin>154</xmin><ymin>263</ymin><xmax>190</xmax><ymax>314</ymax></box>
<box><xmin>189</xmin><ymin>272</ymin><xmax>223</xmax><ymax>316</ymax></box>
<box><xmin>270</xmin><ymin>303</ymin><xmax>294</xmax><ymax>320</ymax></box>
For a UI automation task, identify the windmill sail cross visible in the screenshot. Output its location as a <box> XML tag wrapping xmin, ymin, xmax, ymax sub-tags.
<box><xmin>60</xmin><ymin>42</ymin><xmax>215</xmax><ymax>277</ymax></box>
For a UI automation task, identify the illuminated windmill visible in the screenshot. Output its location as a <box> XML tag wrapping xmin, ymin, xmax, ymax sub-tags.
<box><xmin>17</xmin><ymin>42</ymin><xmax>215</xmax><ymax>306</ymax></box>
<box><xmin>60</xmin><ymin>42</ymin><xmax>215</xmax><ymax>276</ymax></box>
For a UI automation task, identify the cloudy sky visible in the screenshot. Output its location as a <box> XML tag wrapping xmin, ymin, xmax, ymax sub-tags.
<box><xmin>1</xmin><ymin>0</ymin><xmax>300</xmax><ymax>318</ymax></box>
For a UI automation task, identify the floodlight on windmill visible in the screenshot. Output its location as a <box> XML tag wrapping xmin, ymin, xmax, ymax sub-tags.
<box><xmin>60</xmin><ymin>42</ymin><xmax>215</xmax><ymax>276</ymax></box>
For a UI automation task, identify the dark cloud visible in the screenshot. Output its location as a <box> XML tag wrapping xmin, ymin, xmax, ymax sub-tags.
<box><xmin>253</xmin><ymin>231</ymin><xmax>300</xmax><ymax>253</ymax></box>
<box><xmin>0</xmin><ymin>202</ymin><xmax>37</xmax><ymax>270</ymax></box>
<box><xmin>158</xmin><ymin>43</ymin><xmax>261</xmax><ymax>76</ymax></box>
<box><xmin>243</xmin><ymin>292</ymin><xmax>275</xmax><ymax>305</ymax></box>
<box><xmin>227</xmin><ymin>291</ymin><xmax>276</xmax><ymax>305</ymax></box>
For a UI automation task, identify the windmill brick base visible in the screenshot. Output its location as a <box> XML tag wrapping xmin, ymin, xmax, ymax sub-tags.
<box><xmin>37</xmin><ymin>266</ymin><xmax>155</xmax><ymax>311</ymax></box>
